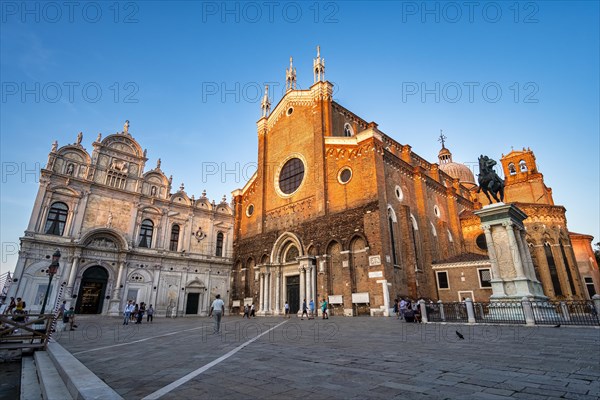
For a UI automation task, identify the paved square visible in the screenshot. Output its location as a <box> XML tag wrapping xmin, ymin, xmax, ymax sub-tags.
<box><xmin>55</xmin><ymin>316</ymin><xmax>600</xmax><ymax>399</ymax></box>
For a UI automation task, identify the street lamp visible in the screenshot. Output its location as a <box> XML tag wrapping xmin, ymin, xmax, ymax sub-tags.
<box><xmin>40</xmin><ymin>249</ymin><xmax>61</xmax><ymax>315</ymax></box>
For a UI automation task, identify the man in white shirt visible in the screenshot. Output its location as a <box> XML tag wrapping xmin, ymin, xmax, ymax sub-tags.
<box><xmin>123</xmin><ymin>300</ymin><xmax>135</xmax><ymax>325</ymax></box>
<box><xmin>209</xmin><ymin>294</ymin><xmax>225</xmax><ymax>334</ymax></box>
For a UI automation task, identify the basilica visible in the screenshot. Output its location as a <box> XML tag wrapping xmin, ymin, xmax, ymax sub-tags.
<box><xmin>6</xmin><ymin>48</ymin><xmax>599</xmax><ymax>317</ymax></box>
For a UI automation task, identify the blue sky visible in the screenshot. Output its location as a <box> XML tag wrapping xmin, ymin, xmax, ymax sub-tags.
<box><xmin>1</xmin><ymin>1</ymin><xmax>599</xmax><ymax>273</ymax></box>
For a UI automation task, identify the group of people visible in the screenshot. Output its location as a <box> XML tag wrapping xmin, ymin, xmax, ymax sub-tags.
<box><xmin>3</xmin><ymin>296</ymin><xmax>27</xmax><ymax>322</ymax></box>
<box><xmin>241</xmin><ymin>303</ymin><xmax>256</xmax><ymax>318</ymax></box>
<box><xmin>123</xmin><ymin>300</ymin><xmax>154</xmax><ymax>325</ymax></box>
<box><xmin>393</xmin><ymin>298</ymin><xmax>423</xmax><ymax>323</ymax></box>
<box><xmin>284</xmin><ymin>298</ymin><xmax>329</xmax><ymax>319</ymax></box>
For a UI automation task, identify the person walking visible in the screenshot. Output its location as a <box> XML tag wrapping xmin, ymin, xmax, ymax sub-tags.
<box><xmin>146</xmin><ymin>304</ymin><xmax>154</xmax><ymax>323</ymax></box>
<box><xmin>399</xmin><ymin>298</ymin><xmax>407</xmax><ymax>320</ymax></box>
<box><xmin>58</xmin><ymin>300</ymin><xmax>67</xmax><ymax>319</ymax></box>
<box><xmin>308</xmin><ymin>299</ymin><xmax>315</xmax><ymax>320</ymax></box>
<box><xmin>321</xmin><ymin>298</ymin><xmax>329</xmax><ymax>319</ymax></box>
<box><xmin>123</xmin><ymin>300</ymin><xmax>134</xmax><ymax>325</ymax></box>
<box><xmin>242</xmin><ymin>304</ymin><xmax>250</xmax><ymax>318</ymax></box>
<box><xmin>250</xmin><ymin>303</ymin><xmax>255</xmax><ymax>318</ymax></box>
<box><xmin>284</xmin><ymin>301</ymin><xmax>290</xmax><ymax>318</ymax></box>
<box><xmin>136</xmin><ymin>302</ymin><xmax>146</xmax><ymax>324</ymax></box>
<box><xmin>4</xmin><ymin>297</ymin><xmax>15</xmax><ymax>315</ymax></box>
<box><xmin>209</xmin><ymin>294</ymin><xmax>225</xmax><ymax>334</ymax></box>
<box><xmin>301</xmin><ymin>299</ymin><xmax>308</xmax><ymax>320</ymax></box>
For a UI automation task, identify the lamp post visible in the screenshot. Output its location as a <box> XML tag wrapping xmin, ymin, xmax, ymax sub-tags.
<box><xmin>40</xmin><ymin>249</ymin><xmax>61</xmax><ymax>315</ymax></box>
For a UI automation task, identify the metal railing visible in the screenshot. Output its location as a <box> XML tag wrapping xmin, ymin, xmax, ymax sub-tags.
<box><xmin>530</xmin><ymin>301</ymin><xmax>600</xmax><ymax>326</ymax></box>
<box><xmin>427</xmin><ymin>302</ymin><xmax>468</xmax><ymax>322</ymax></box>
<box><xmin>420</xmin><ymin>298</ymin><xmax>600</xmax><ymax>326</ymax></box>
<box><xmin>473</xmin><ymin>301</ymin><xmax>526</xmax><ymax>324</ymax></box>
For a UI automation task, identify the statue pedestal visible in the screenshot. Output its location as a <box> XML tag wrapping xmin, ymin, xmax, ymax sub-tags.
<box><xmin>474</xmin><ymin>203</ymin><xmax>547</xmax><ymax>302</ymax></box>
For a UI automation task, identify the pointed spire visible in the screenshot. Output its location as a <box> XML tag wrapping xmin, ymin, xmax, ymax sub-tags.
<box><xmin>313</xmin><ymin>45</ymin><xmax>325</xmax><ymax>83</ymax></box>
<box><xmin>260</xmin><ymin>85</ymin><xmax>271</xmax><ymax>118</ymax></box>
<box><xmin>438</xmin><ymin>129</ymin><xmax>447</xmax><ymax>149</ymax></box>
<box><xmin>286</xmin><ymin>56</ymin><xmax>297</xmax><ymax>91</ymax></box>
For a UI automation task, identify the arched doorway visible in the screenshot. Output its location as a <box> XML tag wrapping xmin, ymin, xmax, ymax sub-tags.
<box><xmin>76</xmin><ymin>266</ymin><xmax>109</xmax><ymax>314</ymax></box>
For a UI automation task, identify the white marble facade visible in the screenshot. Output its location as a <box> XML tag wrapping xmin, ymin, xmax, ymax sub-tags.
<box><xmin>7</xmin><ymin>123</ymin><xmax>233</xmax><ymax>316</ymax></box>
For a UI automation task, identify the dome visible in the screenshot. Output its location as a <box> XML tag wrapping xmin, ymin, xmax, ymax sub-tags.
<box><xmin>439</xmin><ymin>162</ymin><xmax>476</xmax><ymax>184</ymax></box>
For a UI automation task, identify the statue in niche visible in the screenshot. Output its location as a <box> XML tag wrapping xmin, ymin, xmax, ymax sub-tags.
<box><xmin>66</xmin><ymin>163</ymin><xmax>74</xmax><ymax>175</ymax></box>
<box><xmin>151</xmin><ymin>186</ymin><xmax>157</xmax><ymax>196</ymax></box>
<box><xmin>106</xmin><ymin>212</ymin><xmax>113</xmax><ymax>228</ymax></box>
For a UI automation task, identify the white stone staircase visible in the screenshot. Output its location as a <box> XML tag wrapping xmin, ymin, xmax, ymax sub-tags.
<box><xmin>20</xmin><ymin>342</ymin><xmax>122</xmax><ymax>400</ymax></box>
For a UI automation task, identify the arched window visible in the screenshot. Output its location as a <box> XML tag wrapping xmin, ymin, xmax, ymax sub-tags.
<box><xmin>138</xmin><ymin>219</ymin><xmax>154</xmax><ymax>248</ymax></box>
<box><xmin>169</xmin><ymin>224</ymin><xmax>180</xmax><ymax>251</ymax></box>
<box><xmin>508</xmin><ymin>163</ymin><xmax>516</xmax><ymax>175</ymax></box>
<box><xmin>388</xmin><ymin>208</ymin><xmax>398</xmax><ymax>265</ymax></box>
<box><xmin>44</xmin><ymin>202</ymin><xmax>68</xmax><ymax>236</ymax></box>
<box><xmin>519</xmin><ymin>160</ymin><xmax>527</xmax><ymax>172</ymax></box>
<box><xmin>215</xmin><ymin>232</ymin><xmax>224</xmax><ymax>256</ymax></box>
<box><xmin>343</xmin><ymin>123</ymin><xmax>353</xmax><ymax>137</ymax></box>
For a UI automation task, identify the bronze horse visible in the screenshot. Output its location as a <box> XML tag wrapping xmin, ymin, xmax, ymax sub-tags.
<box><xmin>477</xmin><ymin>155</ymin><xmax>504</xmax><ymax>204</ymax></box>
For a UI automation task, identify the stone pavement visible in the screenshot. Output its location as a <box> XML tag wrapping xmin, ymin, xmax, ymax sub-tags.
<box><xmin>54</xmin><ymin>316</ymin><xmax>600</xmax><ymax>399</ymax></box>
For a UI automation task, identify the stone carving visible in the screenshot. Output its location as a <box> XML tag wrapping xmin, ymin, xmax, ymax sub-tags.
<box><xmin>477</xmin><ymin>155</ymin><xmax>505</xmax><ymax>204</ymax></box>
<box><xmin>124</xmin><ymin>120</ymin><xmax>130</xmax><ymax>134</ymax></box>
<box><xmin>156</xmin><ymin>158</ymin><xmax>161</xmax><ymax>169</ymax></box>
<box><xmin>106</xmin><ymin>212</ymin><xmax>113</xmax><ymax>228</ymax></box>
<box><xmin>51</xmin><ymin>141</ymin><xmax>58</xmax><ymax>152</ymax></box>
<box><xmin>88</xmin><ymin>238</ymin><xmax>117</xmax><ymax>249</ymax></box>
<box><xmin>96</xmin><ymin>133</ymin><xmax>102</xmax><ymax>142</ymax></box>
<box><xmin>76</xmin><ymin>132</ymin><xmax>83</xmax><ymax>145</ymax></box>
<box><xmin>110</xmin><ymin>159</ymin><xmax>129</xmax><ymax>173</ymax></box>
<box><xmin>194</xmin><ymin>226</ymin><xmax>206</xmax><ymax>242</ymax></box>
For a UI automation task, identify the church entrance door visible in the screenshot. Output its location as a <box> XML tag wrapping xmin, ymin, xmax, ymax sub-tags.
<box><xmin>76</xmin><ymin>266</ymin><xmax>108</xmax><ymax>314</ymax></box>
<box><xmin>186</xmin><ymin>293</ymin><xmax>200</xmax><ymax>314</ymax></box>
<box><xmin>286</xmin><ymin>275</ymin><xmax>300</xmax><ymax>314</ymax></box>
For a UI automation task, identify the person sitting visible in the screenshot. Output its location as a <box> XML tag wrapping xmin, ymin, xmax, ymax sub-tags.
<box><xmin>404</xmin><ymin>302</ymin><xmax>415</xmax><ymax>322</ymax></box>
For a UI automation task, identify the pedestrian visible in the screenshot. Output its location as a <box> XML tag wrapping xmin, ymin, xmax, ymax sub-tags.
<box><xmin>123</xmin><ymin>300</ymin><xmax>134</xmax><ymax>325</ymax></box>
<box><xmin>64</xmin><ymin>307</ymin><xmax>77</xmax><ymax>330</ymax></box>
<box><xmin>284</xmin><ymin>301</ymin><xmax>290</xmax><ymax>318</ymax></box>
<box><xmin>393</xmin><ymin>299</ymin><xmax>399</xmax><ymax>319</ymax></box>
<box><xmin>4</xmin><ymin>297</ymin><xmax>15</xmax><ymax>315</ymax></box>
<box><xmin>321</xmin><ymin>298</ymin><xmax>329</xmax><ymax>319</ymax></box>
<box><xmin>136</xmin><ymin>302</ymin><xmax>146</xmax><ymax>324</ymax></box>
<box><xmin>301</xmin><ymin>299</ymin><xmax>308</xmax><ymax>320</ymax></box>
<box><xmin>147</xmin><ymin>304</ymin><xmax>154</xmax><ymax>323</ymax></box>
<box><xmin>309</xmin><ymin>299</ymin><xmax>315</xmax><ymax>319</ymax></box>
<box><xmin>399</xmin><ymin>297</ymin><xmax>407</xmax><ymax>319</ymax></box>
<box><xmin>250</xmin><ymin>303</ymin><xmax>255</xmax><ymax>318</ymax></box>
<box><xmin>132</xmin><ymin>303</ymin><xmax>139</xmax><ymax>321</ymax></box>
<box><xmin>242</xmin><ymin>304</ymin><xmax>250</xmax><ymax>318</ymax></box>
<box><xmin>208</xmin><ymin>294</ymin><xmax>225</xmax><ymax>334</ymax></box>
<box><xmin>58</xmin><ymin>301</ymin><xmax>67</xmax><ymax>319</ymax></box>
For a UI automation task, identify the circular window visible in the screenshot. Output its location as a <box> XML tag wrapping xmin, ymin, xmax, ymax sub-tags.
<box><xmin>338</xmin><ymin>167</ymin><xmax>352</xmax><ymax>184</ymax></box>
<box><xmin>433</xmin><ymin>205</ymin><xmax>441</xmax><ymax>218</ymax></box>
<box><xmin>278</xmin><ymin>157</ymin><xmax>305</xmax><ymax>195</ymax></box>
<box><xmin>476</xmin><ymin>233</ymin><xmax>488</xmax><ymax>251</ymax></box>
<box><xmin>287</xmin><ymin>107</ymin><xmax>294</xmax><ymax>116</ymax></box>
<box><xmin>246</xmin><ymin>204</ymin><xmax>254</xmax><ymax>217</ymax></box>
<box><xmin>395</xmin><ymin>185</ymin><xmax>404</xmax><ymax>201</ymax></box>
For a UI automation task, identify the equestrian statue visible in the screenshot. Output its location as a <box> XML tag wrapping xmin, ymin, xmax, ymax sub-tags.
<box><xmin>477</xmin><ymin>155</ymin><xmax>505</xmax><ymax>204</ymax></box>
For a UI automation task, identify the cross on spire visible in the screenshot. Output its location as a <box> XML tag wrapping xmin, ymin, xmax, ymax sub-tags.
<box><xmin>438</xmin><ymin>129</ymin><xmax>447</xmax><ymax>149</ymax></box>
